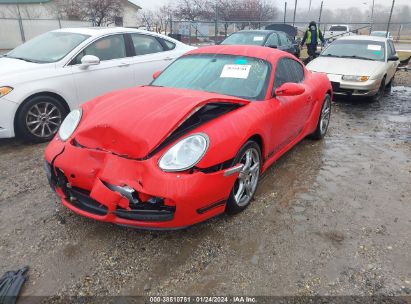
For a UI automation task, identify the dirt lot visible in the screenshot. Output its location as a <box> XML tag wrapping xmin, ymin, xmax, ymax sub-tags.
<box><xmin>0</xmin><ymin>71</ymin><xmax>410</xmax><ymax>300</ymax></box>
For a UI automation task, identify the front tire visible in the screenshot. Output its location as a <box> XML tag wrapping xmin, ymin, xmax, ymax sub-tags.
<box><xmin>15</xmin><ymin>95</ymin><xmax>68</xmax><ymax>143</ymax></box>
<box><xmin>310</xmin><ymin>93</ymin><xmax>331</xmax><ymax>140</ymax></box>
<box><xmin>226</xmin><ymin>141</ymin><xmax>262</xmax><ymax>215</ymax></box>
<box><xmin>372</xmin><ymin>77</ymin><xmax>386</xmax><ymax>102</ymax></box>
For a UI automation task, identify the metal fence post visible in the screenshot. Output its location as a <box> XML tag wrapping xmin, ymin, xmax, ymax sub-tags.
<box><xmin>16</xmin><ymin>4</ymin><xmax>26</xmax><ymax>42</ymax></box>
<box><xmin>292</xmin><ymin>0</ymin><xmax>297</xmax><ymax>26</ymax></box>
<box><xmin>188</xmin><ymin>22</ymin><xmax>192</xmax><ymax>45</ymax></box>
<box><xmin>386</xmin><ymin>0</ymin><xmax>395</xmax><ymax>37</ymax></box>
<box><xmin>215</xmin><ymin>3</ymin><xmax>218</xmax><ymax>44</ymax></box>
<box><xmin>283</xmin><ymin>2</ymin><xmax>287</xmax><ymax>24</ymax></box>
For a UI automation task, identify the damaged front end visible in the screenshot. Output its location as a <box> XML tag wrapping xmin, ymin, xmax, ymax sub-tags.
<box><xmin>44</xmin><ymin>91</ymin><xmax>248</xmax><ymax>229</ymax></box>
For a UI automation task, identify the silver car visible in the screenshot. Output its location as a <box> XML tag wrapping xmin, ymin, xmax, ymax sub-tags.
<box><xmin>307</xmin><ymin>36</ymin><xmax>399</xmax><ymax>101</ymax></box>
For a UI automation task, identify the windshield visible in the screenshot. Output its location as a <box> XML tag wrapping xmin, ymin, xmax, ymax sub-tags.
<box><xmin>151</xmin><ymin>54</ymin><xmax>271</xmax><ymax>100</ymax></box>
<box><xmin>6</xmin><ymin>32</ymin><xmax>90</xmax><ymax>63</ymax></box>
<box><xmin>221</xmin><ymin>32</ymin><xmax>268</xmax><ymax>46</ymax></box>
<box><xmin>329</xmin><ymin>26</ymin><xmax>348</xmax><ymax>31</ymax></box>
<box><xmin>321</xmin><ymin>40</ymin><xmax>385</xmax><ymax>62</ymax></box>
<box><xmin>371</xmin><ymin>31</ymin><xmax>387</xmax><ymax>37</ymax></box>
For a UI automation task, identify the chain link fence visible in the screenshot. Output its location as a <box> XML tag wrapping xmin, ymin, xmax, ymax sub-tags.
<box><xmin>169</xmin><ymin>20</ymin><xmax>411</xmax><ymax>48</ymax></box>
<box><xmin>0</xmin><ymin>18</ymin><xmax>93</xmax><ymax>50</ymax></box>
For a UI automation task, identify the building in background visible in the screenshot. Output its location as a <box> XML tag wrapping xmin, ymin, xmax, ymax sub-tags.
<box><xmin>0</xmin><ymin>0</ymin><xmax>141</xmax><ymax>27</ymax></box>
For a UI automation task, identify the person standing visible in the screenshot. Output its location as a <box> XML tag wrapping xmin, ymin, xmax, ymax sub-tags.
<box><xmin>301</xmin><ymin>21</ymin><xmax>325</xmax><ymax>62</ymax></box>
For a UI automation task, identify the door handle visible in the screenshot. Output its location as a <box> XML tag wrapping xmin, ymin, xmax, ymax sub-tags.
<box><xmin>307</xmin><ymin>96</ymin><xmax>313</xmax><ymax>102</ymax></box>
<box><xmin>118</xmin><ymin>63</ymin><xmax>130</xmax><ymax>67</ymax></box>
<box><xmin>164</xmin><ymin>57</ymin><xmax>174</xmax><ymax>61</ymax></box>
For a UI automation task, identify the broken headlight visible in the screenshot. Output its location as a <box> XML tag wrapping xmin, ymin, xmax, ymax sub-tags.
<box><xmin>158</xmin><ymin>133</ymin><xmax>209</xmax><ymax>172</ymax></box>
<box><xmin>58</xmin><ymin>108</ymin><xmax>82</xmax><ymax>141</ymax></box>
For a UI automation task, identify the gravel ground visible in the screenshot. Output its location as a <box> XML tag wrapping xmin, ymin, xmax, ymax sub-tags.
<box><xmin>0</xmin><ymin>72</ymin><xmax>410</xmax><ymax>300</ymax></box>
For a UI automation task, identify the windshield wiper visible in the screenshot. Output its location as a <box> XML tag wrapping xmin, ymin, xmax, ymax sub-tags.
<box><xmin>340</xmin><ymin>55</ymin><xmax>374</xmax><ymax>61</ymax></box>
<box><xmin>320</xmin><ymin>54</ymin><xmax>342</xmax><ymax>58</ymax></box>
<box><xmin>7</xmin><ymin>56</ymin><xmax>39</xmax><ymax>63</ymax></box>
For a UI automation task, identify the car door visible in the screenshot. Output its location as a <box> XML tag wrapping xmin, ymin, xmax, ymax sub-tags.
<box><xmin>386</xmin><ymin>40</ymin><xmax>399</xmax><ymax>82</ymax></box>
<box><xmin>268</xmin><ymin>57</ymin><xmax>311</xmax><ymax>153</ymax></box>
<box><xmin>69</xmin><ymin>34</ymin><xmax>135</xmax><ymax>105</ymax></box>
<box><xmin>128</xmin><ymin>33</ymin><xmax>178</xmax><ymax>86</ymax></box>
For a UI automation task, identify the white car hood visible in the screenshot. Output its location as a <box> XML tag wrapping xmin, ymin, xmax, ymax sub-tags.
<box><xmin>307</xmin><ymin>56</ymin><xmax>385</xmax><ymax>76</ymax></box>
<box><xmin>0</xmin><ymin>57</ymin><xmax>53</xmax><ymax>83</ymax></box>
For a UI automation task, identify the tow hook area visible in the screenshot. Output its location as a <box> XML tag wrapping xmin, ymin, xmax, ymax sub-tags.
<box><xmin>45</xmin><ymin>161</ymin><xmax>176</xmax><ymax>222</ymax></box>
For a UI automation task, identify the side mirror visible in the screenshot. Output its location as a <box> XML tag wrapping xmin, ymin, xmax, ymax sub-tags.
<box><xmin>80</xmin><ymin>55</ymin><xmax>100</xmax><ymax>68</ymax></box>
<box><xmin>152</xmin><ymin>70</ymin><xmax>161</xmax><ymax>79</ymax></box>
<box><xmin>274</xmin><ymin>82</ymin><xmax>305</xmax><ymax>97</ymax></box>
<box><xmin>267</xmin><ymin>44</ymin><xmax>278</xmax><ymax>49</ymax></box>
<box><xmin>388</xmin><ymin>55</ymin><xmax>399</xmax><ymax>61</ymax></box>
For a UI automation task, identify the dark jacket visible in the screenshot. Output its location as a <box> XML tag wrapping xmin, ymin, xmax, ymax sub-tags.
<box><xmin>301</xmin><ymin>26</ymin><xmax>325</xmax><ymax>46</ymax></box>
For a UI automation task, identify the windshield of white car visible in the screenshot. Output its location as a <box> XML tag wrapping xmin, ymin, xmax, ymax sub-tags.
<box><xmin>6</xmin><ymin>32</ymin><xmax>90</xmax><ymax>63</ymax></box>
<box><xmin>221</xmin><ymin>32</ymin><xmax>268</xmax><ymax>46</ymax></box>
<box><xmin>321</xmin><ymin>40</ymin><xmax>385</xmax><ymax>62</ymax></box>
<box><xmin>371</xmin><ymin>31</ymin><xmax>388</xmax><ymax>37</ymax></box>
<box><xmin>151</xmin><ymin>54</ymin><xmax>271</xmax><ymax>101</ymax></box>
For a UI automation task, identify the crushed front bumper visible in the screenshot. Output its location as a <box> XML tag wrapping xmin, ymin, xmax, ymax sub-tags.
<box><xmin>44</xmin><ymin>139</ymin><xmax>240</xmax><ymax>229</ymax></box>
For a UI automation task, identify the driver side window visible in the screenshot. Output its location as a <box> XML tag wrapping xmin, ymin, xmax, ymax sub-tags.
<box><xmin>273</xmin><ymin>58</ymin><xmax>305</xmax><ymax>90</ymax></box>
<box><xmin>72</xmin><ymin>34</ymin><xmax>126</xmax><ymax>64</ymax></box>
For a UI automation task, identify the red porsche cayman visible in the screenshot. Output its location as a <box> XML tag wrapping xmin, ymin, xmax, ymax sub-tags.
<box><xmin>44</xmin><ymin>45</ymin><xmax>332</xmax><ymax>229</ymax></box>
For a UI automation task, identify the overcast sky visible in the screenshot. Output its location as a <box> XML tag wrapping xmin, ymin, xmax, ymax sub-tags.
<box><xmin>131</xmin><ymin>0</ymin><xmax>409</xmax><ymax>11</ymax></box>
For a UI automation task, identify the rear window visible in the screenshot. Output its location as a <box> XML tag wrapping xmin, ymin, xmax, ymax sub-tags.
<box><xmin>329</xmin><ymin>26</ymin><xmax>348</xmax><ymax>31</ymax></box>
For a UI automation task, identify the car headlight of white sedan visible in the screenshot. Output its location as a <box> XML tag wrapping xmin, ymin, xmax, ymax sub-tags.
<box><xmin>341</xmin><ymin>75</ymin><xmax>370</xmax><ymax>82</ymax></box>
<box><xmin>158</xmin><ymin>133</ymin><xmax>209</xmax><ymax>172</ymax></box>
<box><xmin>58</xmin><ymin>109</ymin><xmax>82</xmax><ymax>141</ymax></box>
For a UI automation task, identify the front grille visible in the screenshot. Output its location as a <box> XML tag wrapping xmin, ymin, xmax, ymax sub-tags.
<box><xmin>66</xmin><ymin>187</ymin><xmax>108</xmax><ymax>216</ymax></box>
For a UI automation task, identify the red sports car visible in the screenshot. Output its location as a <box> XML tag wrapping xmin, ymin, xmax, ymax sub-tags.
<box><xmin>44</xmin><ymin>45</ymin><xmax>332</xmax><ymax>229</ymax></box>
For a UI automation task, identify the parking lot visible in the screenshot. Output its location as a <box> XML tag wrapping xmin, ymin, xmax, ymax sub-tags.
<box><xmin>0</xmin><ymin>71</ymin><xmax>409</xmax><ymax>298</ymax></box>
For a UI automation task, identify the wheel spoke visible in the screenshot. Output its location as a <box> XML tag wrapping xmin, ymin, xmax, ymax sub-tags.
<box><xmin>27</xmin><ymin>120</ymin><xmax>40</xmax><ymax>126</ymax></box>
<box><xmin>41</xmin><ymin>124</ymin><xmax>46</xmax><ymax>137</ymax></box>
<box><xmin>28</xmin><ymin>111</ymin><xmax>40</xmax><ymax>118</ymax></box>
<box><xmin>48</xmin><ymin>120</ymin><xmax>60</xmax><ymax>126</ymax></box>
<box><xmin>235</xmin><ymin>180</ymin><xmax>245</xmax><ymax>203</ymax></box>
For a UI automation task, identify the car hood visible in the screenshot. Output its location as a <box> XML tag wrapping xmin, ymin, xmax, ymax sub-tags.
<box><xmin>74</xmin><ymin>86</ymin><xmax>249</xmax><ymax>159</ymax></box>
<box><xmin>307</xmin><ymin>56</ymin><xmax>385</xmax><ymax>76</ymax></box>
<box><xmin>0</xmin><ymin>57</ymin><xmax>51</xmax><ymax>82</ymax></box>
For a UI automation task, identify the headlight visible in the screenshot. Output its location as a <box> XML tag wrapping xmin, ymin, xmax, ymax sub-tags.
<box><xmin>158</xmin><ymin>133</ymin><xmax>209</xmax><ymax>172</ymax></box>
<box><xmin>342</xmin><ymin>75</ymin><xmax>369</xmax><ymax>82</ymax></box>
<box><xmin>0</xmin><ymin>86</ymin><xmax>13</xmax><ymax>98</ymax></box>
<box><xmin>58</xmin><ymin>109</ymin><xmax>82</xmax><ymax>141</ymax></box>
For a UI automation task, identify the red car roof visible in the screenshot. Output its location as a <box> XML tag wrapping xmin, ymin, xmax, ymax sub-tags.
<box><xmin>186</xmin><ymin>45</ymin><xmax>285</xmax><ymax>61</ymax></box>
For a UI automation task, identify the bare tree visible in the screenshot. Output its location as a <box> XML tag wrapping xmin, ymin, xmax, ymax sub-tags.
<box><xmin>81</xmin><ymin>0</ymin><xmax>123</xmax><ymax>26</ymax></box>
<box><xmin>54</xmin><ymin>0</ymin><xmax>123</xmax><ymax>25</ymax></box>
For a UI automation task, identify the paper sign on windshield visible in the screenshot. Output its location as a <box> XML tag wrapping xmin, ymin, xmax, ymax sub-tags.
<box><xmin>220</xmin><ymin>64</ymin><xmax>251</xmax><ymax>79</ymax></box>
<box><xmin>367</xmin><ymin>45</ymin><xmax>382</xmax><ymax>51</ymax></box>
<box><xmin>253</xmin><ymin>36</ymin><xmax>264</xmax><ymax>41</ymax></box>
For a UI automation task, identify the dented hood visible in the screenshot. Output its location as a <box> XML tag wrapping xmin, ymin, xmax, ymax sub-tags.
<box><xmin>74</xmin><ymin>86</ymin><xmax>249</xmax><ymax>159</ymax></box>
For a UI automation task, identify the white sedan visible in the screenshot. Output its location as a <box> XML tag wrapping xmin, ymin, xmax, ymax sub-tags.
<box><xmin>0</xmin><ymin>27</ymin><xmax>194</xmax><ymax>142</ymax></box>
<box><xmin>307</xmin><ymin>36</ymin><xmax>400</xmax><ymax>101</ymax></box>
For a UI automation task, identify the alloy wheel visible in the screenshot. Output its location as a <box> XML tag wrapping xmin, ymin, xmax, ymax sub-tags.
<box><xmin>25</xmin><ymin>102</ymin><xmax>62</xmax><ymax>138</ymax></box>
<box><xmin>320</xmin><ymin>97</ymin><xmax>331</xmax><ymax>135</ymax></box>
<box><xmin>233</xmin><ymin>148</ymin><xmax>260</xmax><ymax>207</ymax></box>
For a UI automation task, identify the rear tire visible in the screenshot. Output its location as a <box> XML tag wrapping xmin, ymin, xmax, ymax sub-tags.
<box><xmin>226</xmin><ymin>141</ymin><xmax>261</xmax><ymax>215</ymax></box>
<box><xmin>310</xmin><ymin>94</ymin><xmax>331</xmax><ymax>140</ymax></box>
<box><xmin>15</xmin><ymin>95</ymin><xmax>68</xmax><ymax>143</ymax></box>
